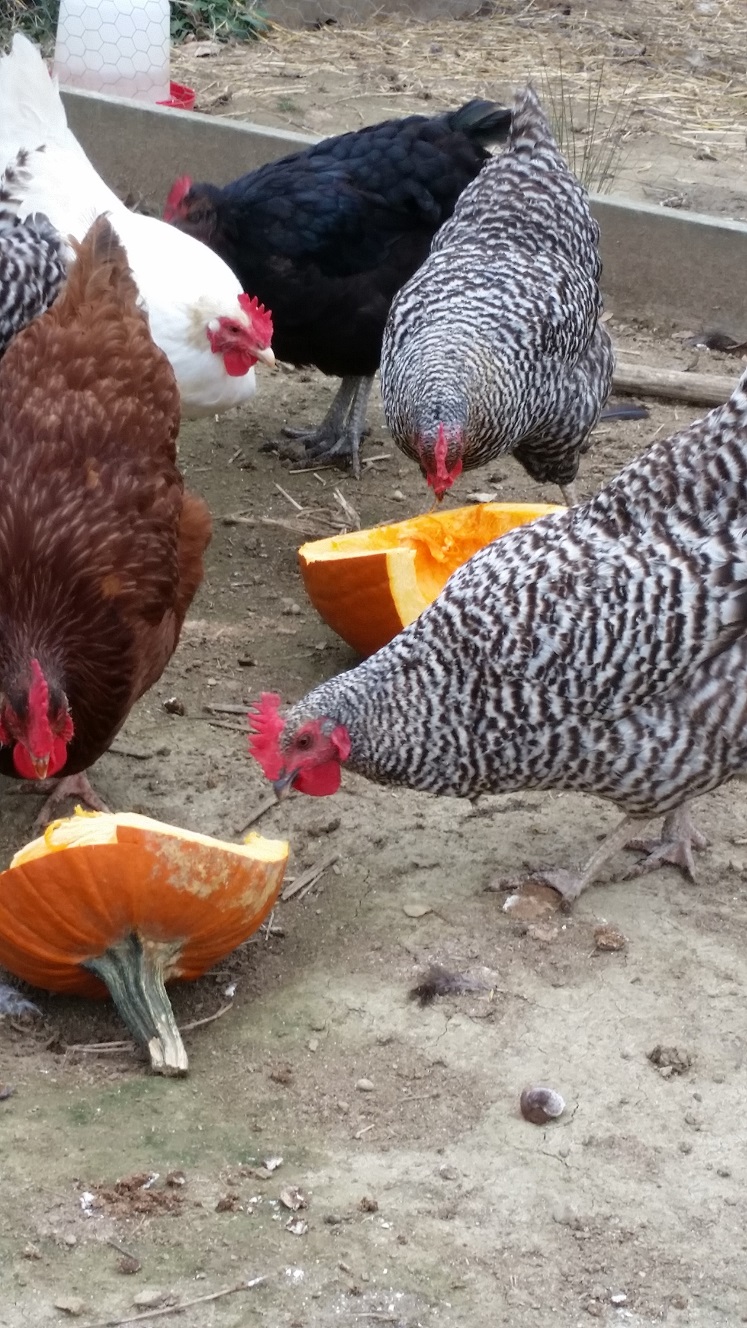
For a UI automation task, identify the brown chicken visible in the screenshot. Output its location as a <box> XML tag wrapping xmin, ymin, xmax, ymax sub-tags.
<box><xmin>0</xmin><ymin>216</ymin><xmax>212</xmax><ymax>824</ymax></box>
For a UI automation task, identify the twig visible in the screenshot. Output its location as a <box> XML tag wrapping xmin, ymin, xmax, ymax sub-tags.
<box><xmin>207</xmin><ymin>720</ymin><xmax>247</xmax><ymax>734</ymax></box>
<box><xmin>281</xmin><ymin>851</ymin><xmax>340</xmax><ymax>901</ymax></box>
<box><xmin>66</xmin><ymin>1004</ymin><xmax>234</xmax><ymax>1056</ymax></box>
<box><xmin>82</xmin><ymin>1275</ymin><xmax>266</xmax><ymax>1327</ymax></box>
<box><xmin>107</xmin><ymin>1237</ymin><xmax>139</xmax><ymax>1262</ymax></box>
<box><xmin>274</xmin><ymin>482</ymin><xmax>303</xmax><ymax>511</ymax></box>
<box><xmin>109</xmin><ymin>747</ymin><xmax>153</xmax><ymax>761</ymax></box>
<box><xmin>235</xmin><ymin>792</ymin><xmax>280</xmax><ymax>835</ymax></box>
<box><xmin>204</xmin><ymin>704</ymin><xmax>248</xmax><ymax>715</ymax></box>
<box><xmin>612</xmin><ymin>362</ymin><xmax>737</xmax><ymax>407</ymax></box>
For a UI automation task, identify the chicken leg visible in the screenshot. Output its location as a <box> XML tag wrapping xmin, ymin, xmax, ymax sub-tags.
<box><xmin>622</xmin><ymin>803</ymin><xmax>709</xmax><ymax>881</ymax></box>
<box><xmin>280</xmin><ymin>374</ymin><xmax>374</xmax><ymax>477</ymax></box>
<box><xmin>23</xmin><ymin>771</ymin><xmax>110</xmax><ymax>832</ymax></box>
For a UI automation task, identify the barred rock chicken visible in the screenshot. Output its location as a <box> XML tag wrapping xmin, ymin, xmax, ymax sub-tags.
<box><xmin>0</xmin><ymin>215</ymin><xmax>211</xmax><ymax>827</ymax></box>
<box><xmin>249</xmin><ymin>368</ymin><xmax>747</xmax><ymax>900</ymax></box>
<box><xmin>0</xmin><ymin>155</ymin><xmax>66</xmax><ymax>355</ymax></box>
<box><xmin>381</xmin><ymin>85</ymin><xmax>613</xmax><ymax>504</ymax></box>
<box><xmin>164</xmin><ymin>99</ymin><xmax>512</xmax><ymax>472</ymax></box>
<box><xmin>0</xmin><ymin>34</ymin><xmax>274</xmax><ymax>418</ymax></box>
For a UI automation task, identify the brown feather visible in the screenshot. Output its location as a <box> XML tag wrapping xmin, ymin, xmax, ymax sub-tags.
<box><xmin>0</xmin><ymin>215</ymin><xmax>212</xmax><ymax>779</ymax></box>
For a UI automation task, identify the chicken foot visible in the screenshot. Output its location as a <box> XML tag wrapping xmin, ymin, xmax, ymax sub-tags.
<box><xmin>506</xmin><ymin>801</ymin><xmax>708</xmax><ymax>903</ymax></box>
<box><xmin>19</xmin><ymin>770</ymin><xmax>111</xmax><ymax>832</ymax></box>
<box><xmin>623</xmin><ymin>803</ymin><xmax>709</xmax><ymax>881</ymax></box>
<box><xmin>279</xmin><ymin>374</ymin><xmax>374</xmax><ymax>476</ymax></box>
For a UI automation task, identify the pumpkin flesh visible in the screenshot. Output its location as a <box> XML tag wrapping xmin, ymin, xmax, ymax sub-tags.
<box><xmin>298</xmin><ymin>502</ymin><xmax>564</xmax><ymax>656</ymax></box>
<box><xmin>0</xmin><ymin>811</ymin><xmax>289</xmax><ymax>1075</ymax></box>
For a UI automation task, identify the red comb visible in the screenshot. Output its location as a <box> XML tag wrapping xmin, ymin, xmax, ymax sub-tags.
<box><xmin>238</xmin><ymin>293</ymin><xmax>274</xmax><ymax>347</ymax></box>
<box><xmin>27</xmin><ymin>658</ymin><xmax>54</xmax><ymax>758</ymax></box>
<box><xmin>247</xmin><ymin>692</ymin><xmax>285</xmax><ymax>780</ymax></box>
<box><xmin>164</xmin><ymin>175</ymin><xmax>193</xmax><ymax>222</ymax></box>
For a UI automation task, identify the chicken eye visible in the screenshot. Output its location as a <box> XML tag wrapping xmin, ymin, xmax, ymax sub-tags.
<box><xmin>296</xmin><ymin>733</ymin><xmax>313</xmax><ymax>751</ymax></box>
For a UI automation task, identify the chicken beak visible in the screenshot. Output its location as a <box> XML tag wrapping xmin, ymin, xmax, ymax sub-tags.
<box><xmin>255</xmin><ymin>345</ymin><xmax>276</xmax><ymax>369</ymax></box>
<box><xmin>31</xmin><ymin>755</ymin><xmax>50</xmax><ymax>780</ymax></box>
<box><xmin>272</xmin><ymin>769</ymin><xmax>296</xmax><ymax>800</ymax></box>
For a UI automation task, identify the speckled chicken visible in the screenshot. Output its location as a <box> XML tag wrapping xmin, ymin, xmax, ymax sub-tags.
<box><xmin>249</xmin><ymin>368</ymin><xmax>747</xmax><ymax>900</ymax></box>
<box><xmin>380</xmin><ymin>85</ymin><xmax>613</xmax><ymax>503</ymax></box>
<box><xmin>0</xmin><ymin>153</ymin><xmax>66</xmax><ymax>356</ymax></box>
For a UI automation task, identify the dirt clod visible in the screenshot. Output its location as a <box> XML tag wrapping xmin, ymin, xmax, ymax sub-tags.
<box><xmin>359</xmin><ymin>1196</ymin><xmax>379</xmax><ymax>1213</ymax></box>
<box><xmin>647</xmin><ymin>1045</ymin><xmax>693</xmax><ymax>1077</ymax></box>
<box><xmin>593</xmin><ymin>923</ymin><xmax>627</xmax><ymax>952</ymax></box>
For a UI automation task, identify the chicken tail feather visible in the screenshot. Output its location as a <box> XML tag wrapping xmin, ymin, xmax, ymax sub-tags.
<box><xmin>448</xmin><ymin>98</ymin><xmax>512</xmax><ymax>148</ymax></box>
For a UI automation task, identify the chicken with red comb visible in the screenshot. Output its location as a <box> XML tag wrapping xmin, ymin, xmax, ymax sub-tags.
<box><xmin>248</xmin><ymin>693</ymin><xmax>350</xmax><ymax>798</ymax></box>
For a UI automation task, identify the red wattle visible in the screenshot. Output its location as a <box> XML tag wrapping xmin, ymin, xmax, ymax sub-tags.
<box><xmin>12</xmin><ymin>736</ymin><xmax>68</xmax><ymax>780</ymax></box>
<box><xmin>223</xmin><ymin>349</ymin><xmax>255</xmax><ymax>378</ymax></box>
<box><xmin>294</xmin><ymin>760</ymin><xmax>341</xmax><ymax>796</ymax></box>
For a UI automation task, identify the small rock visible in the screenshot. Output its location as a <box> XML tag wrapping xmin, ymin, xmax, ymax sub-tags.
<box><xmin>133</xmin><ymin>1289</ymin><xmax>167</xmax><ymax>1309</ymax></box>
<box><xmin>62</xmin><ymin>1234</ymin><xmax>78</xmax><ymax>1247</ymax></box>
<box><xmin>281</xmin><ymin>598</ymin><xmax>302</xmax><ymax>616</ymax></box>
<box><xmin>262</xmin><ymin>1156</ymin><xmax>283</xmax><ymax>1172</ymax></box>
<box><xmin>438</xmin><ymin>1164</ymin><xmax>459</xmax><ymax>1181</ymax></box>
<box><xmin>584</xmin><ymin>1302</ymin><xmax>603</xmax><ymax>1319</ymax></box>
<box><xmin>162</xmin><ymin>696</ymin><xmax>185</xmax><ymax>716</ymax></box>
<box><xmin>308</xmin><ymin>1038</ymin><xmax>319</xmax><ymax>1053</ymax></box>
<box><xmin>323</xmin><ymin>1213</ymin><xmax>343</xmax><ymax>1225</ymax></box>
<box><xmin>403</xmin><ymin>903</ymin><xmax>431</xmax><ymax>918</ymax></box>
<box><xmin>391</xmin><ymin>489</ymin><xmax>406</xmax><ymax>501</ymax></box>
<box><xmin>593</xmin><ymin>923</ymin><xmax>626</xmax><ymax>952</ymax></box>
<box><xmin>336</xmin><ymin>1100</ymin><xmax>350</xmax><ymax>1113</ymax></box>
<box><xmin>355</xmin><ymin>1078</ymin><xmax>374</xmax><ymax>1093</ymax></box>
<box><xmin>285</xmin><ymin>1216</ymin><xmax>308</xmax><ymax>1236</ymax></box>
<box><xmin>117</xmin><ymin>1255</ymin><xmax>141</xmax><ymax>1275</ymax></box>
<box><xmin>54</xmin><ymin>1297</ymin><xmax>85</xmax><ymax>1317</ymax></box>
<box><xmin>22</xmin><ymin>1244</ymin><xmax>41</xmax><ymax>1260</ymax></box>
<box><xmin>670</xmin><ymin>1293</ymin><xmax>688</xmax><ymax>1309</ymax></box>
<box><xmin>679</xmin><ymin>1140</ymin><xmax>693</xmax><ymax>1154</ymax></box>
<box><xmin>610</xmin><ymin>1291</ymin><xmax>627</xmax><ymax>1306</ymax></box>
<box><xmin>717</xmin><ymin>1165</ymin><xmax>731</xmax><ymax>1178</ymax></box>
<box><xmin>165</xmin><ymin>1170</ymin><xmax>186</xmax><ymax>1187</ymax></box>
<box><xmin>215</xmin><ymin>1192</ymin><xmax>241</xmax><ymax>1212</ymax></box>
<box><xmin>647</xmin><ymin>1044</ymin><xmax>692</xmax><ymax>1076</ymax></box>
<box><xmin>279</xmin><ymin>1186</ymin><xmax>307</xmax><ymax>1211</ymax></box>
<box><xmin>359</xmin><ymin>1195</ymin><xmax>379</xmax><ymax>1212</ymax></box>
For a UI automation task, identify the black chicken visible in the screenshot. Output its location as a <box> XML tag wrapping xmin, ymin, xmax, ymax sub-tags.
<box><xmin>164</xmin><ymin>100</ymin><xmax>512</xmax><ymax>474</ymax></box>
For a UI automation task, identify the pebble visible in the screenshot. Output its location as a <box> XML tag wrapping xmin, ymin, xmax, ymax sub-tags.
<box><xmin>610</xmin><ymin>1292</ymin><xmax>627</xmax><ymax>1306</ymax></box>
<box><xmin>391</xmin><ymin>489</ymin><xmax>406</xmax><ymax>501</ymax></box>
<box><xmin>356</xmin><ymin>1078</ymin><xmax>375</xmax><ymax>1093</ymax></box>
<box><xmin>134</xmin><ymin>1289</ymin><xmax>167</xmax><ymax>1309</ymax></box>
<box><xmin>54</xmin><ymin>1298</ymin><xmax>85</xmax><ymax>1317</ymax></box>
<box><xmin>308</xmin><ymin>1038</ymin><xmax>319</xmax><ymax>1053</ymax></box>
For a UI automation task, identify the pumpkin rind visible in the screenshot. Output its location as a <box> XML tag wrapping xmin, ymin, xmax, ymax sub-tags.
<box><xmin>0</xmin><ymin>812</ymin><xmax>289</xmax><ymax>1075</ymax></box>
<box><xmin>298</xmin><ymin>501</ymin><xmax>564</xmax><ymax>656</ymax></box>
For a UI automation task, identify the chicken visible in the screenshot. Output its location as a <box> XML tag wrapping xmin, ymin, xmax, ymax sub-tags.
<box><xmin>380</xmin><ymin>86</ymin><xmax>613</xmax><ymax>505</ymax></box>
<box><xmin>0</xmin><ymin>34</ymin><xmax>274</xmax><ymax>417</ymax></box>
<box><xmin>0</xmin><ymin>153</ymin><xmax>66</xmax><ymax>355</ymax></box>
<box><xmin>164</xmin><ymin>98</ymin><xmax>512</xmax><ymax>472</ymax></box>
<box><xmin>0</xmin><ymin>214</ymin><xmax>212</xmax><ymax>826</ymax></box>
<box><xmin>249</xmin><ymin>367</ymin><xmax>747</xmax><ymax>901</ymax></box>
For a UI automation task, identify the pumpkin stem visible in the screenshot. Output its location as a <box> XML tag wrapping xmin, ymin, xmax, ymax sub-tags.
<box><xmin>83</xmin><ymin>934</ymin><xmax>188</xmax><ymax>1076</ymax></box>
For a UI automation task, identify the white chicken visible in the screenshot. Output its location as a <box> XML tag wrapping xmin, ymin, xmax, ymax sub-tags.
<box><xmin>0</xmin><ymin>35</ymin><xmax>275</xmax><ymax>417</ymax></box>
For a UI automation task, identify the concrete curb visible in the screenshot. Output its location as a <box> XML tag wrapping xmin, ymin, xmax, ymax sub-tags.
<box><xmin>61</xmin><ymin>87</ymin><xmax>747</xmax><ymax>340</ymax></box>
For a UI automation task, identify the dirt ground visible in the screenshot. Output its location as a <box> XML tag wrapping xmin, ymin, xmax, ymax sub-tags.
<box><xmin>2</xmin><ymin>6</ymin><xmax>747</xmax><ymax>1326</ymax></box>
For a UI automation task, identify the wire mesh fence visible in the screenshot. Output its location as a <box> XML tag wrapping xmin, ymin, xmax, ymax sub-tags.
<box><xmin>0</xmin><ymin>0</ymin><xmax>270</xmax><ymax>49</ymax></box>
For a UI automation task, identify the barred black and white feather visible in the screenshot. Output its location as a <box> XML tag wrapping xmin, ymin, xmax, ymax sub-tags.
<box><xmin>283</xmin><ymin>370</ymin><xmax>747</xmax><ymax>829</ymax></box>
<box><xmin>0</xmin><ymin>151</ymin><xmax>66</xmax><ymax>356</ymax></box>
<box><xmin>380</xmin><ymin>85</ymin><xmax>613</xmax><ymax>500</ymax></box>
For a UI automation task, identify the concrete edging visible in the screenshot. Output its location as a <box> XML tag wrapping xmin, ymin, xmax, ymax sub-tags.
<box><xmin>61</xmin><ymin>87</ymin><xmax>747</xmax><ymax>340</ymax></box>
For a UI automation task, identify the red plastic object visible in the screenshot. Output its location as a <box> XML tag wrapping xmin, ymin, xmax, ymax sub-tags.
<box><xmin>158</xmin><ymin>81</ymin><xmax>195</xmax><ymax>110</ymax></box>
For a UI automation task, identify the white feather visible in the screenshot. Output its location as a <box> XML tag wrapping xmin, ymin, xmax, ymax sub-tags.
<box><xmin>0</xmin><ymin>35</ymin><xmax>262</xmax><ymax>418</ymax></box>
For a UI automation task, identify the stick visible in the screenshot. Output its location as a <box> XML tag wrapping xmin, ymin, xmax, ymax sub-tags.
<box><xmin>274</xmin><ymin>482</ymin><xmax>303</xmax><ymax>511</ymax></box>
<box><xmin>204</xmin><ymin>704</ymin><xmax>248</xmax><ymax>715</ymax></box>
<box><xmin>66</xmin><ymin>1005</ymin><xmax>234</xmax><ymax>1055</ymax></box>
<box><xmin>83</xmin><ymin>1275</ymin><xmax>266</xmax><ymax>1327</ymax></box>
<box><xmin>612</xmin><ymin>362</ymin><xmax>738</xmax><ymax>407</ymax></box>
<box><xmin>281</xmin><ymin>851</ymin><xmax>340</xmax><ymax>901</ymax></box>
<box><xmin>109</xmin><ymin>747</ymin><xmax>153</xmax><ymax>761</ymax></box>
<box><xmin>235</xmin><ymin>792</ymin><xmax>279</xmax><ymax>835</ymax></box>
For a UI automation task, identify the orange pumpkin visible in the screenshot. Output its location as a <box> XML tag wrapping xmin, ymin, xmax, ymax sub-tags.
<box><xmin>0</xmin><ymin>811</ymin><xmax>288</xmax><ymax>1076</ymax></box>
<box><xmin>298</xmin><ymin>501</ymin><xmax>564</xmax><ymax>656</ymax></box>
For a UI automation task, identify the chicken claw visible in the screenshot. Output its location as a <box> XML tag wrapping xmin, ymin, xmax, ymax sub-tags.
<box><xmin>272</xmin><ymin>374</ymin><xmax>374</xmax><ymax>477</ymax></box>
<box><xmin>623</xmin><ymin>804</ymin><xmax>708</xmax><ymax>882</ymax></box>
<box><xmin>28</xmin><ymin>772</ymin><xmax>110</xmax><ymax>832</ymax></box>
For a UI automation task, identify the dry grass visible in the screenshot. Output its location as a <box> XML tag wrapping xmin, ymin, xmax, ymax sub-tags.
<box><xmin>172</xmin><ymin>0</ymin><xmax>747</xmax><ymax>176</ymax></box>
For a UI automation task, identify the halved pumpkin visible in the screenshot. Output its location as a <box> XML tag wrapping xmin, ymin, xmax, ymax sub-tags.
<box><xmin>0</xmin><ymin>811</ymin><xmax>288</xmax><ymax>1076</ymax></box>
<box><xmin>299</xmin><ymin>501</ymin><xmax>564</xmax><ymax>656</ymax></box>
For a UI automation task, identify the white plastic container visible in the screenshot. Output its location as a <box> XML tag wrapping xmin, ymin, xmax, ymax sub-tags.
<box><xmin>53</xmin><ymin>0</ymin><xmax>170</xmax><ymax>105</ymax></box>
